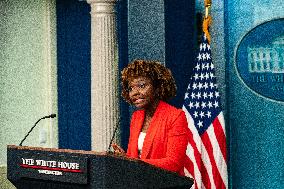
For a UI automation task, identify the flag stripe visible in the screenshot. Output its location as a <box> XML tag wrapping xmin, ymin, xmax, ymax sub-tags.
<box><xmin>200</xmin><ymin>137</ymin><xmax>216</xmax><ymax>189</ymax></box>
<box><xmin>202</xmin><ymin>131</ymin><xmax>226</xmax><ymax>189</ymax></box>
<box><xmin>212</xmin><ymin>117</ymin><xmax>227</xmax><ymax>161</ymax></box>
<box><xmin>213</xmin><ymin>116</ymin><xmax>228</xmax><ymax>188</ymax></box>
<box><xmin>184</xmin><ymin>155</ymin><xmax>198</xmax><ymax>189</ymax></box>
<box><xmin>217</xmin><ymin>113</ymin><xmax>226</xmax><ymax>135</ymax></box>
<box><xmin>208</xmin><ymin>119</ymin><xmax>228</xmax><ymax>188</ymax></box>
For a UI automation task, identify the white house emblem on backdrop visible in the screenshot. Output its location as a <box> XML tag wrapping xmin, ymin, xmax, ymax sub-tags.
<box><xmin>236</xmin><ymin>19</ymin><xmax>284</xmax><ymax>101</ymax></box>
<box><xmin>248</xmin><ymin>37</ymin><xmax>284</xmax><ymax>73</ymax></box>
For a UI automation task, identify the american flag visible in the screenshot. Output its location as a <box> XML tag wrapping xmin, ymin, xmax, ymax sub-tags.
<box><xmin>183</xmin><ymin>34</ymin><xmax>228</xmax><ymax>189</ymax></box>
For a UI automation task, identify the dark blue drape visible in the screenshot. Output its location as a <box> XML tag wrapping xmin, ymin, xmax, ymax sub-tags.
<box><xmin>57</xmin><ymin>0</ymin><xmax>91</xmax><ymax>150</ymax></box>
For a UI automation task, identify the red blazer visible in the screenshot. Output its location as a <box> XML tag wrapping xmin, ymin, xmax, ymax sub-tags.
<box><xmin>126</xmin><ymin>101</ymin><xmax>189</xmax><ymax>176</ymax></box>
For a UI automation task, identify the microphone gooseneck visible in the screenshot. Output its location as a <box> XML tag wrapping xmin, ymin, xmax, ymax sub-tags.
<box><xmin>19</xmin><ymin>114</ymin><xmax>56</xmax><ymax>146</ymax></box>
<box><xmin>107</xmin><ymin>119</ymin><xmax>121</xmax><ymax>152</ymax></box>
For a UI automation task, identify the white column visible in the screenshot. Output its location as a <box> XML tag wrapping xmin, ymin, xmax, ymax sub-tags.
<box><xmin>87</xmin><ymin>0</ymin><xmax>119</xmax><ymax>151</ymax></box>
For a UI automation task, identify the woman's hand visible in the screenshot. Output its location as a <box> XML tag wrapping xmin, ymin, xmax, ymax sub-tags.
<box><xmin>111</xmin><ymin>143</ymin><xmax>126</xmax><ymax>156</ymax></box>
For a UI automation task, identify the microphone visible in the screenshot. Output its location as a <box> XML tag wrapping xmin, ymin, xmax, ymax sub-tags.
<box><xmin>43</xmin><ymin>114</ymin><xmax>56</xmax><ymax>119</ymax></box>
<box><xmin>19</xmin><ymin>114</ymin><xmax>56</xmax><ymax>146</ymax></box>
<box><xmin>107</xmin><ymin>119</ymin><xmax>120</xmax><ymax>152</ymax></box>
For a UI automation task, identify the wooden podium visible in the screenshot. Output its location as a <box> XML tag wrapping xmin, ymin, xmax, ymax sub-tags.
<box><xmin>7</xmin><ymin>145</ymin><xmax>193</xmax><ymax>189</ymax></box>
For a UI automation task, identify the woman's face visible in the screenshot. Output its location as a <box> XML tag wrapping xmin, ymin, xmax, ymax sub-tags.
<box><xmin>128</xmin><ymin>76</ymin><xmax>158</xmax><ymax>109</ymax></box>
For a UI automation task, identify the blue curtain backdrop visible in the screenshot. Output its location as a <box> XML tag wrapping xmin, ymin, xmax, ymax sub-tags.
<box><xmin>164</xmin><ymin>0</ymin><xmax>196</xmax><ymax>107</ymax></box>
<box><xmin>56</xmin><ymin>0</ymin><xmax>91</xmax><ymax>150</ymax></box>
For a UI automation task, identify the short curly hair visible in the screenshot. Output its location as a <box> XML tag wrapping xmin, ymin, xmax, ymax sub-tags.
<box><xmin>121</xmin><ymin>59</ymin><xmax>177</xmax><ymax>104</ymax></box>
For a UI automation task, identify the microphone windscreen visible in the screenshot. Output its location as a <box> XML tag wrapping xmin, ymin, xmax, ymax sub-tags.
<box><xmin>50</xmin><ymin>114</ymin><xmax>56</xmax><ymax>118</ymax></box>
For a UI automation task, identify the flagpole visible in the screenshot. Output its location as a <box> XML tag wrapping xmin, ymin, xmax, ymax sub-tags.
<box><xmin>204</xmin><ymin>0</ymin><xmax>211</xmax><ymax>18</ymax></box>
<box><xmin>203</xmin><ymin>0</ymin><xmax>212</xmax><ymax>43</ymax></box>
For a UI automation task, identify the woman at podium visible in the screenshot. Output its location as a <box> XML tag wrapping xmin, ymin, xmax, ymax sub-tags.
<box><xmin>112</xmin><ymin>59</ymin><xmax>189</xmax><ymax>176</ymax></box>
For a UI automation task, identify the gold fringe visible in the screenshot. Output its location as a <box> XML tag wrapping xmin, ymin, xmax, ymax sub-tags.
<box><xmin>202</xmin><ymin>16</ymin><xmax>212</xmax><ymax>44</ymax></box>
